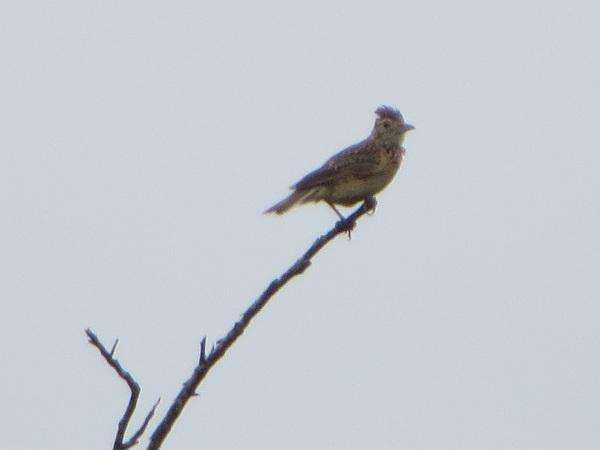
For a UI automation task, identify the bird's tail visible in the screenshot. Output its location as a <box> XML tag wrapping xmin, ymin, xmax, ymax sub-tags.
<box><xmin>264</xmin><ymin>189</ymin><xmax>312</xmax><ymax>215</ymax></box>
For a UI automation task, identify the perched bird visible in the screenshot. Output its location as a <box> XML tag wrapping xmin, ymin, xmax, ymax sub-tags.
<box><xmin>265</xmin><ymin>106</ymin><xmax>414</xmax><ymax>219</ymax></box>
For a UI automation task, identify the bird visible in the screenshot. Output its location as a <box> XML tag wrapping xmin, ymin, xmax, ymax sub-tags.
<box><xmin>265</xmin><ymin>106</ymin><xmax>414</xmax><ymax>221</ymax></box>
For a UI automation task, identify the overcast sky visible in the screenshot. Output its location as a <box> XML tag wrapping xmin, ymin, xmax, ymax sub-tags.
<box><xmin>1</xmin><ymin>1</ymin><xmax>599</xmax><ymax>449</ymax></box>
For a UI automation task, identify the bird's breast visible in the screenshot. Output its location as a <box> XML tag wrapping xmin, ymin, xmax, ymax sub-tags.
<box><xmin>387</xmin><ymin>146</ymin><xmax>405</xmax><ymax>165</ymax></box>
<box><xmin>326</xmin><ymin>149</ymin><xmax>403</xmax><ymax>205</ymax></box>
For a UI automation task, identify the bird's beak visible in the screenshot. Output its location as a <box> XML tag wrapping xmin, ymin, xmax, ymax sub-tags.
<box><xmin>403</xmin><ymin>123</ymin><xmax>415</xmax><ymax>132</ymax></box>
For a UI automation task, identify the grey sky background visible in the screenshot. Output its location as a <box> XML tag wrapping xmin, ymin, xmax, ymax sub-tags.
<box><xmin>1</xmin><ymin>1</ymin><xmax>599</xmax><ymax>449</ymax></box>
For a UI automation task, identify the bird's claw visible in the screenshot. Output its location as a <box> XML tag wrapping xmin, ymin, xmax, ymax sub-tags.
<box><xmin>336</xmin><ymin>217</ymin><xmax>356</xmax><ymax>240</ymax></box>
<box><xmin>364</xmin><ymin>196</ymin><xmax>377</xmax><ymax>215</ymax></box>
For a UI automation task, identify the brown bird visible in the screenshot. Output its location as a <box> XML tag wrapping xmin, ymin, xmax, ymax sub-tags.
<box><xmin>265</xmin><ymin>106</ymin><xmax>414</xmax><ymax>220</ymax></box>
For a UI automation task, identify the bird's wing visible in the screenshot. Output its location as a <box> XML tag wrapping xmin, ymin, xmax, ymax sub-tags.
<box><xmin>293</xmin><ymin>140</ymin><xmax>381</xmax><ymax>190</ymax></box>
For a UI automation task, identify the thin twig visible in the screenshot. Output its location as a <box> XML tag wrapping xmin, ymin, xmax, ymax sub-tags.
<box><xmin>110</xmin><ymin>338</ymin><xmax>119</xmax><ymax>357</ymax></box>
<box><xmin>147</xmin><ymin>197</ymin><xmax>376</xmax><ymax>450</ymax></box>
<box><xmin>86</xmin><ymin>328</ymin><xmax>160</xmax><ymax>450</ymax></box>
<box><xmin>123</xmin><ymin>398</ymin><xmax>161</xmax><ymax>449</ymax></box>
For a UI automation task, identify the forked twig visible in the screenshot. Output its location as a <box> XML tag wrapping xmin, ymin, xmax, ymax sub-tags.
<box><xmin>85</xmin><ymin>329</ymin><xmax>160</xmax><ymax>450</ymax></box>
<box><xmin>87</xmin><ymin>197</ymin><xmax>376</xmax><ymax>450</ymax></box>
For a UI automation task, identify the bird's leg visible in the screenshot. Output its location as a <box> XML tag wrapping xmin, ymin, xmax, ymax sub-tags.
<box><xmin>326</xmin><ymin>201</ymin><xmax>353</xmax><ymax>240</ymax></box>
<box><xmin>326</xmin><ymin>201</ymin><xmax>345</xmax><ymax>220</ymax></box>
<box><xmin>364</xmin><ymin>196</ymin><xmax>377</xmax><ymax>215</ymax></box>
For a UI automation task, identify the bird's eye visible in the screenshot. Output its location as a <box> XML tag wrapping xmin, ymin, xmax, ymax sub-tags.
<box><xmin>383</xmin><ymin>122</ymin><xmax>390</xmax><ymax>129</ymax></box>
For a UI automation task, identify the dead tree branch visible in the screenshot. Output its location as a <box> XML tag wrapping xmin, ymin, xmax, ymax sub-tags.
<box><xmin>87</xmin><ymin>197</ymin><xmax>376</xmax><ymax>449</ymax></box>
<box><xmin>147</xmin><ymin>197</ymin><xmax>376</xmax><ymax>449</ymax></box>
<box><xmin>85</xmin><ymin>328</ymin><xmax>160</xmax><ymax>450</ymax></box>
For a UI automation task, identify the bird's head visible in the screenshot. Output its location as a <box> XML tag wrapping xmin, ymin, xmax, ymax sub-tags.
<box><xmin>372</xmin><ymin>105</ymin><xmax>414</xmax><ymax>147</ymax></box>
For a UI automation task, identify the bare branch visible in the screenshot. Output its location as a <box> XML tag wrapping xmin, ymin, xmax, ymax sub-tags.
<box><xmin>85</xmin><ymin>328</ymin><xmax>160</xmax><ymax>450</ymax></box>
<box><xmin>147</xmin><ymin>197</ymin><xmax>376</xmax><ymax>450</ymax></box>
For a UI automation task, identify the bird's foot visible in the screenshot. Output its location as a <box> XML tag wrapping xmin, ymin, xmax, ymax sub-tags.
<box><xmin>364</xmin><ymin>196</ymin><xmax>377</xmax><ymax>215</ymax></box>
<box><xmin>336</xmin><ymin>217</ymin><xmax>356</xmax><ymax>240</ymax></box>
<box><xmin>327</xmin><ymin>201</ymin><xmax>353</xmax><ymax>239</ymax></box>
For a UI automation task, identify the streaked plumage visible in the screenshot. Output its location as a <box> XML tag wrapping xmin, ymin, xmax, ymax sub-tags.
<box><xmin>265</xmin><ymin>106</ymin><xmax>414</xmax><ymax>215</ymax></box>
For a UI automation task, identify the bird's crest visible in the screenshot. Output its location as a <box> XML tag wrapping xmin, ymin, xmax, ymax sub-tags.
<box><xmin>375</xmin><ymin>105</ymin><xmax>403</xmax><ymax>122</ymax></box>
